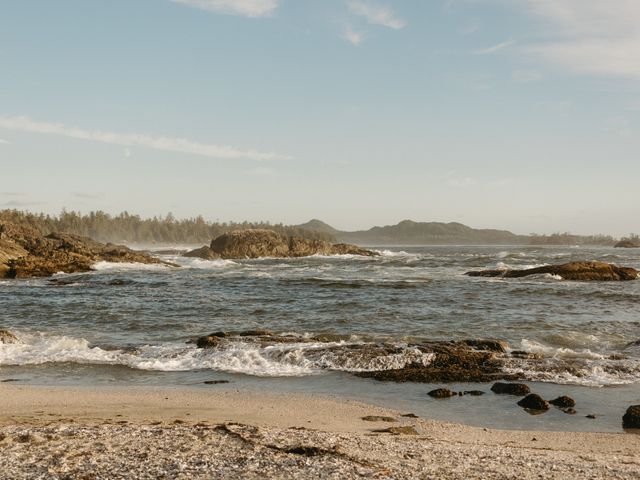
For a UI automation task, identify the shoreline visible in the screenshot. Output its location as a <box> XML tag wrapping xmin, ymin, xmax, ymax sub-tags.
<box><xmin>1</xmin><ymin>385</ymin><xmax>639</xmax><ymax>478</ymax></box>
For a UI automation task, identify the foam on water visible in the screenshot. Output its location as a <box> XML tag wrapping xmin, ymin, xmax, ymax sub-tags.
<box><xmin>91</xmin><ymin>261</ymin><xmax>172</xmax><ymax>272</ymax></box>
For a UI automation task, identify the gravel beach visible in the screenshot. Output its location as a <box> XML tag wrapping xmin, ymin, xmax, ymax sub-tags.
<box><xmin>1</xmin><ymin>385</ymin><xmax>639</xmax><ymax>479</ymax></box>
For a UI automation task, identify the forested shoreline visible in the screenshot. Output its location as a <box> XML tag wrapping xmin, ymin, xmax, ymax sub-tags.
<box><xmin>0</xmin><ymin>209</ymin><xmax>334</xmax><ymax>244</ymax></box>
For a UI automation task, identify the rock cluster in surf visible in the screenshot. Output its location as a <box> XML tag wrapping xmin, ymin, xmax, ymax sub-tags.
<box><xmin>466</xmin><ymin>261</ymin><xmax>638</xmax><ymax>281</ymax></box>
<box><xmin>0</xmin><ymin>222</ymin><xmax>175</xmax><ymax>278</ymax></box>
<box><xmin>184</xmin><ymin>229</ymin><xmax>378</xmax><ymax>260</ymax></box>
<box><xmin>615</xmin><ymin>240</ymin><xmax>640</xmax><ymax>248</ymax></box>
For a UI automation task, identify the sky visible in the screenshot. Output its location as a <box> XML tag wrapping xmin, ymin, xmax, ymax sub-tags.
<box><xmin>1</xmin><ymin>0</ymin><xmax>639</xmax><ymax>236</ymax></box>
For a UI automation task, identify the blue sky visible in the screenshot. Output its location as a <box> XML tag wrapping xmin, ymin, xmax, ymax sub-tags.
<box><xmin>1</xmin><ymin>0</ymin><xmax>639</xmax><ymax>235</ymax></box>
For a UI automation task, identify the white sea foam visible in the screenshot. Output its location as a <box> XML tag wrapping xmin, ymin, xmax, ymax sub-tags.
<box><xmin>170</xmin><ymin>257</ymin><xmax>238</xmax><ymax>269</ymax></box>
<box><xmin>91</xmin><ymin>261</ymin><xmax>172</xmax><ymax>272</ymax></box>
<box><xmin>519</xmin><ymin>339</ymin><xmax>606</xmax><ymax>360</ymax></box>
<box><xmin>0</xmin><ymin>333</ymin><xmax>435</xmax><ymax>377</ymax></box>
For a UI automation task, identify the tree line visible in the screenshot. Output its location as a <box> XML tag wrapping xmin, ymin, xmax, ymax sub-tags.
<box><xmin>0</xmin><ymin>209</ymin><xmax>334</xmax><ymax>244</ymax></box>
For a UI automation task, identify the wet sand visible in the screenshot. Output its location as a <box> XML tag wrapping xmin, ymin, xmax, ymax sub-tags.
<box><xmin>0</xmin><ymin>385</ymin><xmax>639</xmax><ymax>479</ymax></box>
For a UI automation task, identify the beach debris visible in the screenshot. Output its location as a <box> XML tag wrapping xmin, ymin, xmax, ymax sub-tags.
<box><xmin>428</xmin><ymin>388</ymin><xmax>457</xmax><ymax>399</ymax></box>
<box><xmin>401</xmin><ymin>413</ymin><xmax>419</xmax><ymax>418</ymax></box>
<box><xmin>586</xmin><ymin>414</ymin><xmax>597</xmax><ymax>419</ymax></box>
<box><xmin>622</xmin><ymin>405</ymin><xmax>640</xmax><ymax>429</ymax></box>
<box><xmin>0</xmin><ymin>329</ymin><xmax>18</xmax><ymax>344</ymax></box>
<box><xmin>361</xmin><ymin>416</ymin><xmax>397</xmax><ymax>422</ymax></box>
<box><xmin>462</xmin><ymin>390</ymin><xmax>485</xmax><ymax>396</ymax></box>
<box><xmin>562</xmin><ymin>408</ymin><xmax>577</xmax><ymax>415</ymax></box>
<box><xmin>465</xmin><ymin>261</ymin><xmax>638</xmax><ymax>281</ymax></box>
<box><xmin>549</xmin><ymin>396</ymin><xmax>576</xmax><ymax>408</ymax></box>
<box><xmin>373</xmin><ymin>426</ymin><xmax>419</xmax><ymax>435</ymax></box>
<box><xmin>490</xmin><ymin>382</ymin><xmax>530</xmax><ymax>396</ymax></box>
<box><xmin>203</xmin><ymin>380</ymin><xmax>230</xmax><ymax>385</ymax></box>
<box><xmin>517</xmin><ymin>394</ymin><xmax>550</xmax><ymax>411</ymax></box>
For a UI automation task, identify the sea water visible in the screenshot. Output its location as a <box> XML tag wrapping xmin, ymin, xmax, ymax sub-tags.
<box><xmin>1</xmin><ymin>245</ymin><xmax>639</xmax><ymax>432</ymax></box>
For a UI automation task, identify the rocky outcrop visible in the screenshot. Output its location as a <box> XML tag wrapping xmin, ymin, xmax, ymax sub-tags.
<box><xmin>0</xmin><ymin>222</ymin><xmax>175</xmax><ymax>278</ymax></box>
<box><xmin>428</xmin><ymin>388</ymin><xmax>456</xmax><ymax>399</ymax></box>
<box><xmin>549</xmin><ymin>396</ymin><xmax>576</xmax><ymax>408</ymax></box>
<box><xmin>517</xmin><ymin>394</ymin><xmax>549</xmax><ymax>411</ymax></box>
<box><xmin>622</xmin><ymin>405</ymin><xmax>640</xmax><ymax>429</ymax></box>
<box><xmin>184</xmin><ymin>229</ymin><xmax>378</xmax><ymax>260</ymax></box>
<box><xmin>615</xmin><ymin>240</ymin><xmax>640</xmax><ymax>248</ymax></box>
<box><xmin>0</xmin><ymin>329</ymin><xmax>18</xmax><ymax>344</ymax></box>
<box><xmin>466</xmin><ymin>261</ymin><xmax>638</xmax><ymax>281</ymax></box>
<box><xmin>183</xmin><ymin>246</ymin><xmax>220</xmax><ymax>260</ymax></box>
<box><xmin>490</xmin><ymin>382</ymin><xmax>531</xmax><ymax>396</ymax></box>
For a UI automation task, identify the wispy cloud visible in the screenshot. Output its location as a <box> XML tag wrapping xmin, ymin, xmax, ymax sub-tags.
<box><xmin>170</xmin><ymin>0</ymin><xmax>278</xmax><ymax>18</ymax></box>
<box><xmin>0</xmin><ymin>116</ymin><xmax>291</xmax><ymax>161</ymax></box>
<box><xmin>2</xmin><ymin>200</ymin><xmax>44</xmax><ymax>207</ymax></box>
<box><xmin>342</xmin><ymin>24</ymin><xmax>364</xmax><ymax>45</ymax></box>
<box><xmin>72</xmin><ymin>192</ymin><xmax>103</xmax><ymax>199</ymax></box>
<box><xmin>474</xmin><ymin>39</ymin><xmax>514</xmax><ymax>55</ymax></box>
<box><xmin>520</xmin><ymin>0</ymin><xmax>640</xmax><ymax>79</ymax></box>
<box><xmin>347</xmin><ymin>0</ymin><xmax>406</xmax><ymax>30</ymax></box>
<box><xmin>512</xmin><ymin>69</ymin><xmax>542</xmax><ymax>83</ymax></box>
<box><xmin>0</xmin><ymin>138</ymin><xmax>9</xmax><ymax>145</ymax></box>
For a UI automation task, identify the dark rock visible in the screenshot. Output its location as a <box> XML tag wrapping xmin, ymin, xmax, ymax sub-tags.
<box><xmin>196</xmin><ymin>335</ymin><xmax>221</xmax><ymax>348</ymax></box>
<box><xmin>463</xmin><ymin>339</ymin><xmax>508</xmax><ymax>353</ymax></box>
<box><xmin>203</xmin><ymin>380</ymin><xmax>230</xmax><ymax>385</ymax></box>
<box><xmin>0</xmin><ymin>222</ymin><xmax>176</xmax><ymax>279</ymax></box>
<box><xmin>428</xmin><ymin>388</ymin><xmax>457</xmax><ymax>399</ymax></box>
<box><xmin>517</xmin><ymin>394</ymin><xmax>550</xmax><ymax>411</ymax></box>
<box><xmin>0</xmin><ymin>329</ymin><xmax>18</xmax><ymax>344</ymax></box>
<box><xmin>622</xmin><ymin>405</ymin><xmax>640</xmax><ymax>429</ymax></box>
<box><xmin>374</xmin><ymin>426</ymin><xmax>418</xmax><ymax>435</ymax></box>
<box><xmin>208</xmin><ymin>229</ymin><xmax>378</xmax><ymax>259</ymax></box>
<box><xmin>361</xmin><ymin>416</ymin><xmax>397</xmax><ymax>422</ymax></box>
<box><xmin>615</xmin><ymin>240</ymin><xmax>640</xmax><ymax>248</ymax></box>
<box><xmin>491</xmin><ymin>382</ymin><xmax>531</xmax><ymax>396</ymax></box>
<box><xmin>466</xmin><ymin>261</ymin><xmax>638</xmax><ymax>281</ymax></box>
<box><xmin>357</xmin><ymin>342</ymin><xmax>517</xmax><ymax>383</ymax></box>
<box><xmin>586</xmin><ymin>414</ymin><xmax>597</xmax><ymax>419</ymax></box>
<box><xmin>239</xmin><ymin>329</ymin><xmax>274</xmax><ymax>337</ymax></box>
<box><xmin>463</xmin><ymin>390</ymin><xmax>485</xmax><ymax>396</ymax></box>
<box><xmin>401</xmin><ymin>413</ymin><xmax>419</xmax><ymax>418</ymax></box>
<box><xmin>562</xmin><ymin>408</ymin><xmax>577</xmax><ymax>415</ymax></box>
<box><xmin>549</xmin><ymin>396</ymin><xmax>576</xmax><ymax>408</ymax></box>
<box><xmin>183</xmin><ymin>246</ymin><xmax>220</xmax><ymax>260</ymax></box>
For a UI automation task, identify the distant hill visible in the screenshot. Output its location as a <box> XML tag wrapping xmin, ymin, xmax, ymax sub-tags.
<box><xmin>296</xmin><ymin>219</ymin><xmax>620</xmax><ymax>246</ymax></box>
<box><xmin>301</xmin><ymin>219</ymin><xmax>525</xmax><ymax>245</ymax></box>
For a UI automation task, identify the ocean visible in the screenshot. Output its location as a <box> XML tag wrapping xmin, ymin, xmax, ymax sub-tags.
<box><xmin>1</xmin><ymin>245</ymin><xmax>639</xmax><ymax>432</ymax></box>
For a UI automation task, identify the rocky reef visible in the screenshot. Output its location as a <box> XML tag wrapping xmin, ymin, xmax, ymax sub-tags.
<box><xmin>466</xmin><ymin>261</ymin><xmax>638</xmax><ymax>281</ymax></box>
<box><xmin>615</xmin><ymin>240</ymin><xmax>640</xmax><ymax>248</ymax></box>
<box><xmin>184</xmin><ymin>229</ymin><xmax>378</xmax><ymax>260</ymax></box>
<box><xmin>0</xmin><ymin>222</ymin><xmax>175</xmax><ymax>278</ymax></box>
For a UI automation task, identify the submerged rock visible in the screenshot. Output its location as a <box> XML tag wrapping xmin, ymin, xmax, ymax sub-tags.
<box><xmin>466</xmin><ymin>261</ymin><xmax>638</xmax><ymax>281</ymax></box>
<box><xmin>490</xmin><ymin>382</ymin><xmax>531</xmax><ymax>396</ymax></box>
<box><xmin>517</xmin><ymin>394</ymin><xmax>549</xmax><ymax>411</ymax></box>
<box><xmin>622</xmin><ymin>405</ymin><xmax>640</xmax><ymax>429</ymax></box>
<box><xmin>428</xmin><ymin>388</ymin><xmax>457</xmax><ymax>399</ymax></box>
<box><xmin>0</xmin><ymin>222</ymin><xmax>175</xmax><ymax>278</ymax></box>
<box><xmin>361</xmin><ymin>416</ymin><xmax>397</xmax><ymax>422</ymax></box>
<box><xmin>549</xmin><ymin>396</ymin><xmax>576</xmax><ymax>408</ymax></box>
<box><xmin>184</xmin><ymin>229</ymin><xmax>378</xmax><ymax>260</ymax></box>
<box><xmin>196</xmin><ymin>335</ymin><xmax>221</xmax><ymax>349</ymax></box>
<box><xmin>0</xmin><ymin>329</ymin><xmax>18</xmax><ymax>344</ymax></box>
<box><xmin>463</xmin><ymin>339</ymin><xmax>509</xmax><ymax>353</ymax></box>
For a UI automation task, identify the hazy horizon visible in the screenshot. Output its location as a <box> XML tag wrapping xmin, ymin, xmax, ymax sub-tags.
<box><xmin>2</xmin><ymin>1</ymin><xmax>639</xmax><ymax>237</ymax></box>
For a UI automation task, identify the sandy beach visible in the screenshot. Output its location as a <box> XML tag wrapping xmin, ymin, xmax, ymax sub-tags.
<box><xmin>0</xmin><ymin>385</ymin><xmax>638</xmax><ymax>479</ymax></box>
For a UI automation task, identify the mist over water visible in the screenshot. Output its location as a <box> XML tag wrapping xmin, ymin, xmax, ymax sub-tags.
<box><xmin>1</xmin><ymin>245</ymin><xmax>639</xmax><ymax>431</ymax></box>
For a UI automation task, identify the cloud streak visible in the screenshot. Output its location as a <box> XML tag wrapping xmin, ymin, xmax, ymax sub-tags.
<box><xmin>0</xmin><ymin>116</ymin><xmax>291</xmax><ymax>161</ymax></box>
<box><xmin>520</xmin><ymin>0</ymin><xmax>640</xmax><ymax>79</ymax></box>
<box><xmin>0</xmin><ymin>138</ymin><xmax>9</xmax><ymax>145</ymax></box>
<box><xmin>343</xmin><ymin>25</ymin><xmax>364</xmax><ymax>45</ymax></box>
<box><xmin>474</xmin><ymin>39</ymin><xmax>514</xmax><ymax>55</ymax></box>
<box><xmin>170</xmin><ymin>0</ymin><xmax>278</xmax><ymax>18</ymax></box>
<box><xmin>348</xmin><ymin>0</ymin><xmax>406</xmax><ymax>30</ymax></box>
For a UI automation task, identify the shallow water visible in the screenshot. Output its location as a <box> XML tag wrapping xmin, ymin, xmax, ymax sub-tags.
<box><xmin>1</xmin><ymin>245</ymin><xmax>639</xmax><ymax>432</ymax></box>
